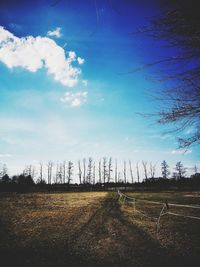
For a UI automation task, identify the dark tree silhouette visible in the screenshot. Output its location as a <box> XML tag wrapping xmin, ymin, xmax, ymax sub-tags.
<box><xmin>107</xmin><ymin>157</ymin><xmax>112</xmax><ymax>183</ymax></box>
<box><xmin>47</xmin><ymin>161</ymin><xmax>53</xmax><ymax>184</ymax></box>
<box><xmin>150</xmin><ymin>162</ymin><xmax>156</xmax><ymax>179</ymax></box>
<box><xmin>17</xmin><ymin>174</ymin><xmax>34</xmax><ymax>185</ymax></box>
<box><xmin>151</xmin><ymin>0</ymin><xmax>200</xmax><ymax>149</ymax></box>
<box><xmin>1</xmin><ymin>174</ymin><xmax>10</xmax><ymax>183</ymax></box>
<box><xmin>142</xmin><ymin>161</ymin><xmax>148</xmax><ymax>181</ymax></box>
<box><xmin>136</xmin><ymin>161</ymin><xmax>140</xmax><ymax>183</ymax></box>
<box><xmin>129</xmin><ymin>160</ymin><xmax>134</xmax><ymax>183</ymax></box>
<box><xmin>78</xmin><ymin>160</ymin><xmax>82</xmax><ymax>184</ymax></box>
<box><xmin>67</xmin><ymin>161</ymin><xmax>73</xmax><ymax>184</ymax></box>
<box><xmin>87</xmin><ymin>157</ymin><xmax>93</xmax><ymax>184</ymax></box>
<box><xmin>123</xmin><ymin>161</ymin><xmax>127</xmax><ymax>184</ymax></box>
<box><xmin>98</xmin><ymin>159</ymin><xmax>102</xmax><ymax>183</ymax></box>
<box><xmin>114</xmin><ymin>159</ymin><xmax>118</xmax><ymax>183</ymax></box>
<box><xmin>174</xmin><ymin>161</ymin><xmax>186</xmax><ymax>179</ymax></box>
<box><xmin>161</xmin><ymin>160</ymin><xmax>170</xmax><ymax>179</ymax></box>
<box><xmin>102</xmin><ymin>157</ymin><xmax>107</xmax><ymax>184</ymax></box>
<box><xmin>134</xmin><ymin>0</ymin><xmax>200</xmax><ymax>149</ymax></box>
<box><xmin>0</xmin><ymin>164</ymin><xmax>8</xmax><ymax>178</ymax></box>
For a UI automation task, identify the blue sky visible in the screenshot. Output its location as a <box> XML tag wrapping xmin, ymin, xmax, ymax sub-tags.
<box><xmin>0</xmin><ymin>0</ymin><xmax>199</xmax><ymax>179</ymax></box>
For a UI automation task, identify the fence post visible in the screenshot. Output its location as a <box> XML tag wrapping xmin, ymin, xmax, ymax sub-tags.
<box><xmin>156</xmin><ymin>203</ymin><xmax>168</xmax><ymax>237</ymax></box>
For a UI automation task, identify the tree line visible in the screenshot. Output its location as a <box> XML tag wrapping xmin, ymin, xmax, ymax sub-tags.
<box><xmin>0</xmin><ymin>158</ymin><xmax>199</xmax><ymax>186</ymax></box>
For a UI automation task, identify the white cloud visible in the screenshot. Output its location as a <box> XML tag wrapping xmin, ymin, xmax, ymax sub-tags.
<box><xmin>171</xmin><ymin>149</ymin><xmax>192</xmax><ymax>155</ymax></box>
<box><xmin>77</xmin><ymin>57</ymin><xmax>84</xmax><ymax>64</ymax></box>
<box><xmin>0</xmin><ymin>26</ymin><xmax>84</xmax><ymax>87</ymax></box>
<box><xmin>61</xmin><ymin>91</ymin><xmax>88</xmax><ymax>107</ymax></box>
<box><xmin>68</xmin><ymin>51</ymin><xmax>76</xmax><ymax>61</ymax></box>
<box><xmin>47</xmin><ymin>27</ymin><xmax>62</xmax><ymax>38</ymax></box>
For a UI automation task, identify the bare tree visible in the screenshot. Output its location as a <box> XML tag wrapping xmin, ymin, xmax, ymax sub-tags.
<box><xmin>107</xmin><ymin>157</ymin><xmax>112</xmax><ymax>183</ymax></box>
<box><xmin>123</xmin><ymin>161</ymin><xmax>127</xmax><ymax>184</ymax></box>
<box><xmin>98</xmin><ymin>159</ymin><xmax>102</xmax><ymax>183</ymax></box>
<box><xmin>0</xmin><ymin>164</ymin><xmax>2</xmax><ymax>178</ymax></box>
<box><xmin>28</xmin><ymin>165</ymin><xmax>32</xmax><ymax>176</ymax></box>
<box><xmin>150</xmin><ymin>162</ymin><xmax>156</xmax><ymax>179</ymax></box>
<box><xmin>129</xmin><ymin>160</ymin><xmax>134</xmax><ymax>183</ymax></box>
<box><xmin>136</xmin><ymin>161</ymin><xmax>140</xmax><ymax>183</ymax></box>
<box><xmin>83</xmin><ymin>158</ymin><xmax>86</xmax><ymax>184</ymax></box>
<box><xmin>93</xmin><ymin>162</ymin><xmax>96</xmax><ymax>185</ymax></box>
<box><xmin>58</xmin><ymin>163</ymin><xmax>63</xmax><ymax>184</ymax></box>
<box><xmin>0</xmin><ymin>163</ymin><xmax>9</xmax><ymax>182</ymax></box>
<box><xmin>161</xmin><ymin>160</ymin><xmax>170</xmax><ymax>179</ymax></box>
<box><xmin>102</xmin><ymin>157</ymin><xmax>107</xmax><ymax>184</ymax></box>
<box><xmin>193</xmin><ymin>164</ymin><xmax>198</xmax><ymax>174</ymax></box>
<box><xmin>87</xmin><ymin>157</ymin><xmax>93</xmax><ymax>184</ymax></box>
<box><xmin>118</xmin><ymin>171</ymin><xmax>122</xmax><ymax>183</ymax></box>
<box><xmin>47</xmin><ymin>161</ymin><xmax>53</xmax><ymax>184</ymax></box>
<box><xmin>31</xmin><ymin>166</ymin><xmax>36</xmax><ymax>181</ymax></box>
<box><xmin>23</xmin><ymin>166</ymin><xmax>27</xmax><ymax>176</ymax></box>
<box><xmin>55</xmin><ymin>163</ymin><xmax>60</xmax><ymax>184</ymax></box>
<box><xmin>0</xmin><ymin>164</ymin><xmax>8</xmax><ymax>178</ymax></box>
<box><xmin>174</xmin><ymin>161</ymin><xmax>186</xmax><ymax>179</ymax></box>
<box><xmin>115</xmin><ymin>159</ymin><xmax>118</xmax><ymax>183</ymax></box>
<box><xmin>156</xmin><ymin>88</ymin><xmax>200</xmax><ymax>149</ymax></box>
<box><xmin>39</xmin><ymin>162</ymin><xmax>43</xmax><ymax>182</ymax></box>
<box><xmin>130</xmin><ymin>1</ymin><xmax>200</xmax><ymax>149</ymax></box>
<box><xmin>142</xmin><ymin>161</ymin><xmax>148</xmax><ymax>181</ymax></box>
<box><xmin>147</xmin><ymin>1</ymin><xmax>200</xmax><ymax>149</ymax></box>
<box><xmin>78</xmin><ymin>160</ymin><xmax>82</xmax><ymax>184</ymax></box>
<box><xmin>24</xmin><ymin>165</ymin><xmax>35</xmax><ymax>179</ymax></box>
<box><xmin>62</xmin><ymin>161</ymin><xmax>67</xmax><ymax>184</ymax></box>
<box><xmin>67</xmin><ymin>161</ymin><xmax>73</xmax><ymax>184</ymax></box>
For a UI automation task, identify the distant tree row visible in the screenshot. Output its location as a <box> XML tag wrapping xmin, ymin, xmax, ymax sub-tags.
<box><xmin>0</xmin><ymin>159</ymin><xmax>199</xmax><ymax>185</ymax></box>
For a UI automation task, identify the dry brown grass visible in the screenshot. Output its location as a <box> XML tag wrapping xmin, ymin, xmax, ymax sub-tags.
<box><xmin>0</xmin><ymin>192</ymin><xmax>107</xmax><ymax>247</ymax></box>
<box><xmin>0</xmin><ymin>191</ymin><xmax>200</xmax><ymax>267</ymax></box>
<box><xmin>120</xmin><ymin>191</ymin><xmax>200</xmax><ymax>260</ymax></box>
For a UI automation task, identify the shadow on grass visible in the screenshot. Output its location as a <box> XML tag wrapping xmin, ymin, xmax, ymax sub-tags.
<box><xmin>0</xmin><ymin>193</ymin><xmax>199</xmax><ymax>267</ymax></box>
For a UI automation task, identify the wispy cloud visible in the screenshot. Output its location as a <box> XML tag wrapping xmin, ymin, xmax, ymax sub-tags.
<box><xmin>171</xmin><ymin>149</ymin><xmax>192</xmax><ymax>155</ymax></box>
<box><xmin>0</xmin><ymin>116</ymin><xmax>78</xmax><ymax>148</ymax></box>
<box><xmin>47</xmin><ymin>27</ymin><xmax>62</xmax><ymax>38</ymax></box>
<box><xmin>61</xmin><ymin>91</ymin><xmax>88</xmax><ymax>107</ymax></box>
<box><xmin>0</xmin><ymin>26</ymin><xmax>84</xmax><ymax>87</ymax></box>
<box><xmin>150</xmin><ymin>133</ymin><xmax>173</xmax><ymax>140</ymax></box>
<box><xmin>0</xmin><ymin>154</ymin><xmax>13</xmax><ymax>158</ymax></box>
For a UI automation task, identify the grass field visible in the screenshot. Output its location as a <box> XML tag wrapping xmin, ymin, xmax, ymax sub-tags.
<box><xmin>0</xmin><ymin>191</ymin><xmax>200</xmax><ymax>267</ymax></box>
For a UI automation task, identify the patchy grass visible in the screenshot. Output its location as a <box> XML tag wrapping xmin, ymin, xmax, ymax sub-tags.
<box><xmin>0</xmin><ymin>191</ymin><xmax>200</xmax><ymax>267</ymax></box>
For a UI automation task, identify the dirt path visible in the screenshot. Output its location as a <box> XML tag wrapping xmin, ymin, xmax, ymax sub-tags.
<box><xmin>65</xmin><ymin>193</ymin><xmax>168</xmax><ymax>267</ymax></box>
<box><xmin>66</xmin><ymin>193</ymin><xmax>199</xmax><ymax>267</ymax></box>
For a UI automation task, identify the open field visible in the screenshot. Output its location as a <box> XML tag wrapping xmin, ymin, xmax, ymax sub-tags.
<box><xmin>0</xmin><ymin>191</ymin><xmax>200</xmax><ymax>267</ymax></box>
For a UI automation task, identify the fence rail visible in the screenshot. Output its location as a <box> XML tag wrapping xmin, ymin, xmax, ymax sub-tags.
<box><xmin>117</xmin><ymin>190</ymin><xmax>200</xmax><ymax>235</ymax></box>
